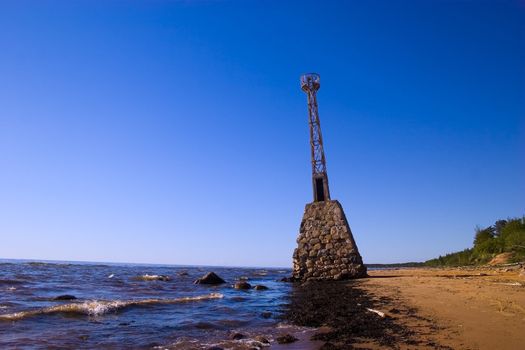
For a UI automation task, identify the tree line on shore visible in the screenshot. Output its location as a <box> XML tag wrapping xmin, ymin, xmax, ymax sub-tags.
<box><xmin>425</xmin><ymin>216</ymin><xmax>525</xmax><ymax>267</ymax></box>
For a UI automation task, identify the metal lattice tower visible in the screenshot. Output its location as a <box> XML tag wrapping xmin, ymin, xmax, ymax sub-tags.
<box><xmin>301</xmin><ymin>73</ymin><xmax>331</xmax><ymax>202</ymax></box>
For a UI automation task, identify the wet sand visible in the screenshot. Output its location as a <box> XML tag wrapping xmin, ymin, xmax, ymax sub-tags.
<box><xmin>284</xmin><ymin>266</ymin><xmax>525</xmax><ymax>349</ymax></box>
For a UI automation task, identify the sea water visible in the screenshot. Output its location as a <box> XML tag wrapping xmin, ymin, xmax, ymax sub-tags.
<box><xmin>0</xmin><ymin>259</ymin><xmax>296</xmax><ymax>349</ymax></box>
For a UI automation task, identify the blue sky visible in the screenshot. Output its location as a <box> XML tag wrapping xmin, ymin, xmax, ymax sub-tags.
<box><xmin>0</xmin><ymin>1</ymin><xmax>523</xmax><ymax>266</ymax></box>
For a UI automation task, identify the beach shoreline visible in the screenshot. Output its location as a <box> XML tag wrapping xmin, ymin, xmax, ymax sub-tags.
<box><xmin>283</xmin><ymin>265</ymin><xmax>524</xmax><ymax>349</ymax></box>
<box><xmin>2</xmin><ymin>261</ymin><xmax>524</xmax><ymax>349</ymax></box>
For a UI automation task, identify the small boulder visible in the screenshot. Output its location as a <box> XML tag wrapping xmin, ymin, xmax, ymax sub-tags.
<box><xmin>194</xmin><ymin>272</ymin><xmax>226</xmax><ymax>285</ymax></box>
<box><xmin>178</xmin><ymin>271</ymin><xmax>189</xmax><ymax>276</ymax></box>
<box><xmin>234</xmin><ymin>281</ymin><xmax>252</xmax><ymax>290</ymax></box>
<box><xmin>279</xmin><ymin>276</ymin><xmax>295</xmax><ymax>282</ymax></box>
<box><xmin>276</xmin><ymin>334</ymin><xmax>298</xmax><ymax>344</ymax></box>
<box><xmin>254</xmin><ymin>335</ymin><xmax>270</xmax><ymax>344</ymax></box>
<box><xmin>254</xmin><ymin>284</ymin><xmax>269</xmax><ymax>291</ymax></box>
<box><xmin>53</xmin><ymin>294</ymin><xmax>77</xmax><ymax>301</ymax></box>
<box><xmin>229</xmin><ymin>332</ymin><xmax>244</xmax><ymax>340</ymax></box>
<box><xmin>155</xmin><ymin>275</ymin><xmax>171</xmax><ymax>281</ymax></box>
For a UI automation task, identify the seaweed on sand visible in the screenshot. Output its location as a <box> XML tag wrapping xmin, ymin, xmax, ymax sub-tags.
<box><xmin>281</xmin><ymin>280</ymin><xmax>415</xmax><ymax>349</ymax></box>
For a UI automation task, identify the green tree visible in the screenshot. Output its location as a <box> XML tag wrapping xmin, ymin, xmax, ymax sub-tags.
<box><xmin>473</xmin><ymin>226</ymin><xmax>495</xmax><ymax>246</ymax></box>
<box><xmin>425</xmin><ymin>216</ymin><xmax>524</xmax><ymax>267</ymax></box>
<box><xmin>494</xmin><ymin>220</ymin><xmax>508</xmax><ymax>237</ymax></box>
<box><xmin>500</xmin><ymin>217</ymin><xmax>525</xmax><ymax>260</ymax></box>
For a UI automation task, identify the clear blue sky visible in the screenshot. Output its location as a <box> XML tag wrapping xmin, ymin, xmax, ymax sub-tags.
<box><xmin>0</xmin><ymin>1</ymin><xmax>523</xmax><ymax>267</ymax></box>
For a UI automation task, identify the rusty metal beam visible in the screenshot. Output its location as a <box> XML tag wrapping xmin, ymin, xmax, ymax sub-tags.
<box><xmin>301</xmin><ymin>73</ymin><xmax>331</xmax><ymax>202</ymax></box>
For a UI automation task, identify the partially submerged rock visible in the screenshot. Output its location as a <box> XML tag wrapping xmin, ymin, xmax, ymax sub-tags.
<box><xmin>276</xmin><ymin>334</ymin><xmax>298</xmax><ymax>344</ymax></box>
<box><xmin>229</xmin><ymin>332</ymin><xmax>244</xmax><ymax>340</ymax></box>
<box><xmin>254</xmin><ymin>335</ymin><xmax>270</xmax><ymax>344</ymax></box>
<box><xmin>279</xmin><ymin>276</ymin><xmax>296</xmax><ymax>282</ymax></box>
<box><xmin>254</xmin><ymin>284</ymin><xmax>269</xmax><ymax>290</ymax></box>
<box><xmin>194</xmin><ymin>272</ymin><xmax>226</xmax><ymax>285</ymax></box>
<box><xmin>234</xmin><ymin>281</ymin><xmax>251</xmax><ymax>290</ymax></box>
<box><xmin>53</xmin><ymin>294</ymin><xmax>77</xmax><ymax>301</ymax></box>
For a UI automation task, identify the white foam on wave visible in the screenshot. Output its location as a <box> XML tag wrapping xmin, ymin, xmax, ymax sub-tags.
<box><xmin>142</xmin><ymin>274</ymin><xmax>161</xmax><ymax>279</ymax></box>
<box><xmin>135</xmin><ymin>274</ymin><xmax>171</xmax><ymax>281</ymax></box>
<box><xmin>0</xmin><ymin>293</ymin><xmax>223</xmax><ymax>321</ymax></box>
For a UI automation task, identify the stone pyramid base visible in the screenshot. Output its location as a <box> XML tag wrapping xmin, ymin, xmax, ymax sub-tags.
<box><xmin>292</xmin><ymin>200</ymin><xmax>367</xmax><ymax>280</ymax></box>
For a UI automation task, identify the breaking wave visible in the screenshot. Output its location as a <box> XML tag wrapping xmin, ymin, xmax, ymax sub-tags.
<box><xmin>134</xmin><ymin>274</ymin><xmax>171</xmax><ymax>281</ymax></box>
<box><xmin>0</xmin><ymin>293</ymin><xmax>223</xmax><ymax>321</ymax></box>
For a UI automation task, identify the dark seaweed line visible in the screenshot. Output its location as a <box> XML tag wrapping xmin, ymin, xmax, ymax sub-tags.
<box><xmin>280</xmin><ymin>280</ymin><xmax>448</xmax><ymax>349</ymax></box>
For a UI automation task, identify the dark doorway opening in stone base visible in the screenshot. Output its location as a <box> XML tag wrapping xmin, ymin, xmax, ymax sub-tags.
<box><xmin>315</xmin><ymin>177</ymin><xmax>325</xmax><ymax>202</ymax></box>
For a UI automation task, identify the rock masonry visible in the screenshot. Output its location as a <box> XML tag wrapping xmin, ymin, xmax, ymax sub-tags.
<box><xmin>292</xmin><ymin>200</ymin><xmax>367</xmax><ymax>280</ymax></box>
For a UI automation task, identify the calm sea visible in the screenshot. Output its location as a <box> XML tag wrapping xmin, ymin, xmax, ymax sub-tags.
<box><xmin>0</xmin><ymin>259</ymin><xmax>298</xmax><ymax>349</ymax></box>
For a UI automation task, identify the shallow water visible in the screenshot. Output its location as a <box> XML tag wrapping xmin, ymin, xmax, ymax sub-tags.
<box><xmin>0</xmin><ymin>259</ymin><xmax>294</xmax><ymax>349</ymax></box>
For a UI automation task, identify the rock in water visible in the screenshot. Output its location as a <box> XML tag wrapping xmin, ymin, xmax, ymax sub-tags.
<box><xmin>229</xmin><ymin>332</ymin><xmax>244</xmax><ymax>340</ymax></box>
<box><xmin>276</xmin><ymin>334</ymin><xmax>298</xmax><ymax>344</ymax></box>
<box><xmin>53</xmin><ymin>294</ymin><xmax>77</xmax><ymax>301</ymax></box>
<box><xmin>194</xmin><ymin>272</ymin><xmax>226</xmax><ymax>285</ymax></box>
<box><xmin>254</xmin><ymin>335</ymin><xmax>270</xmax><ymax>344</ymax></box>
<box><xmin>279</xmin><ymin>276</ymin><xmax>295</xmax><ymax>282</ymax></box>
<box><xmin>234</xmin><ymin>281</ymin><xmax>251</xmax><ymax>290</ymax></box>
<box><xmin>254</xmin><ymin>284</ymin><xmax>269</xmax><ymax>290</ymax></box>
<box><xmin>292</xmin><ymin>200</ymin><xmax>366</xmax><ymax>281</ymax></box>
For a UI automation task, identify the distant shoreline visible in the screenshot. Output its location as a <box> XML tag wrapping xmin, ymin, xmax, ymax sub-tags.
<box><xmin>365</xmin><ymin>262</ymin><xmax>426</xmax><ymax>268</ymax></box>
<box><xmin>0</xmin><ymin>258</ymin><xmax>292</xmax><ymax>270</ymax></box>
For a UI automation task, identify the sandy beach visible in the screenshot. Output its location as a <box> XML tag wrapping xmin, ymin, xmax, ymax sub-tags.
<box><xmin>359</xmin><ymin>267</ymin><xmax>525</xmax><ymax>349</ymax></box>
<box><xmin>284</xmin><ymin>265</ymin><xmax>525</xmax><ymax>349</ymax></box>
